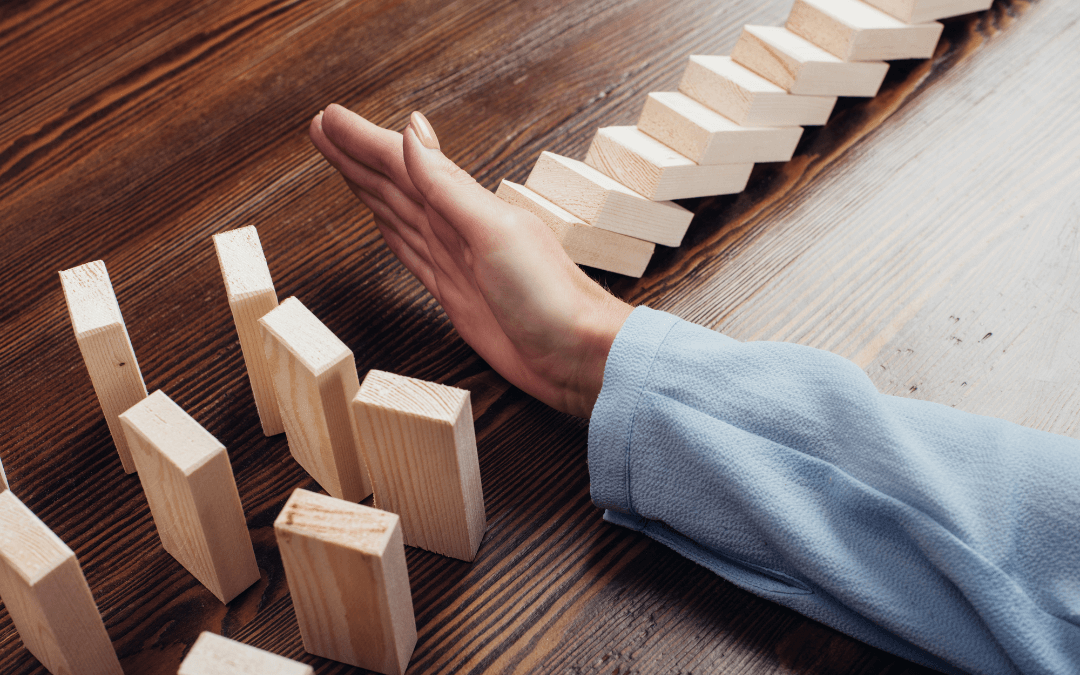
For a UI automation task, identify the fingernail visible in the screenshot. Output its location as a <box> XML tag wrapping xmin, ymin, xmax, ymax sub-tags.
<box><xmin>409</xmin><ymin>111</ymin><xmax>440</xmax><ymax>150</ymax></box>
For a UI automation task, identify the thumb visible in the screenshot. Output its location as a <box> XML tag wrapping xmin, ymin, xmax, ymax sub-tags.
<box><xmin>402</xmin><ymin>111</ymin><xmax>508</xmax><ymax>243</ymax></box>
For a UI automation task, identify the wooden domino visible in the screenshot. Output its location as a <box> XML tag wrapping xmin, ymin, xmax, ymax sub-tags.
<box><xmin>584</xmin><ymin>126</ymin><xmax>754</xmax><ymax>200</ymax></box>
<box><xmin>213</xmin><ymin>226</ymin><xmax>284</xmax><ymax>437</ymax></box>
<box><xmin>352</xmin><ymin>370</ymin><xmax>486</xmax><ymax>561</ymax></box>
<box><xmin>0</xmin><ymin>491</ymin><xmax>122</xmax><ymax>675</ymax></box>
<box><xmin>524</xmin><ymin>151</ymin><xmax>693</xmax><ymax>247</ymax></box>
<box><xmin>120</xmin><ymin>390</ymin><xmax>260</xmax><ymax>604</ymax></box>
<box><xmin>862</xmin><ymin>0</ymin><xmax>992</xmax><ymax>23</ymax></box>
<box><xmin>274</xmin><ymin>489</ymin><xmax>416</xmax><ymax>675</ymax></box>
<box><xmin>0</xmin><ymin>453</ymin><xmax>7</xmax><ymax>492</ymax></box>
<box><xmin>259</xmin><ymin>297</ymin><xmax>372</xmax><ymax>502</ymax></box>
<box><xmin>638</xmin><ymin>92</ymin><xmax>804</xmax><ymax>165</ymax></box>
<box><xmin>678</xmin><ymin>55</ymin><xmax>837</xmax><ymax>127</ymax></box>
<box><xmin>496</xmin><ymin>180</ymin><xmax>654</xmax><ymax>277</ymax></box>
<box><xmin>787</xmin><ymin>0</ymin><xmax>944</xmax><ymax>62</ymax></box>
<box><xmin>178</xmin><ymin>632</ymin><xmax>313</xmax><ymax>675</ymax></box>
<box><xmin>59</xmin><ymin>260</ymin><xmax>148</xmax><ymax>474</ymax></box>
<box><xmin>731</xmin><ymin>25</ymin><xmax>889</xmax><ymax>97</ymax></box>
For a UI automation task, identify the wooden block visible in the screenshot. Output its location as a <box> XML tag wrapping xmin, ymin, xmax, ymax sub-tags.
<box><xmin>678</xmin><ymin>55</ymin><xmax>837</xmax><ymax>126</ymax></box>
<box><xmin>731</xmin><ymin>25</ymin><xmax>889</xmax><ymax>97</ymax></box>
<box><xmin>584</xmin><ymin>126</ymin><xmax>754</xmax><ymax>200</ymax></box>
<box><xmin>274</xmin><ymin>489</ymin><xmax>416</xmax><ymax>675</ymax></box>
<box><xmin>178</xmin><ymin>632</ymin><xmax>313</xmax><ymax>675</ymax></box>
<box><xmin>862</xmin><ymin>0</ymin><xmax>992</xmax><ymax>23</ymax></box>
<box><xmin>638</xmin><ymin>92</ymin><xmax>804</xmax><ymax>165</ymax></box>
<box><xmin>0</xmin><ymin>491</ymin><xmax>122</xmax><ymax>675</ymax></box>
<box><xmin>259</xmin><ymin>297</ymin><xmax>372</xmax><ymax>502</ymax></box>
<box><xmin>524</xmin><ymin>152</ymin><xmax>692</xmax><ymax>247</ymax></box>
<box><xmin>59</xmin><ymin>260</ymin><xmax>148</xmax><ymax>474</ymax></box>
<box><xmin>213</xmin><ymin>226</ymin><xmax>284</xmax><ymax>437</ymax></box>
<box><xmin>120</xmin><ymin>390</ymin><xmax>260</xmax><ymax>603</ymax></box>
<box><xmin>0</xmin><ymin>454</ymin><xmax>7</xmax><ymax>492</ymax></box>
<box><xmin>352</xmin><ymin>370</ymin><xmax>486</xmax><ymax>561</ymax></box>
<box><xmin>495</xmin><ymin>180</ymin><xmax>654</xmax><ymax>277</ymax></box>
<box><xmin>787</xmin><ymin>0</ymin><xmax>944</xmax><ymax>62</ymax></box>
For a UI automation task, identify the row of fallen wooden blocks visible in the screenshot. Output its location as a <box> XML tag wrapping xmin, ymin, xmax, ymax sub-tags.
<box><xmin>0</xmin><ymin>225</ymin><xmax>479</xmax><ymax>675</ymax></box>
<box><xmin>499</xmin><ymin>0</ymin><xmax>992</xmax><ymax>277</ymax></box>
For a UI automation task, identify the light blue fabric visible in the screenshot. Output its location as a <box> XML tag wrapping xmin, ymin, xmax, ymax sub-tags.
<box><xmin>589</xmin><ymin>306</ymin><xmax>1080</xmax><ymax>675</ymax></box>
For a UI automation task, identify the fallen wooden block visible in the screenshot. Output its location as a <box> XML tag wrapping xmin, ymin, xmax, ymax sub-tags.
<box><xmin>0</xmin><ymin>491</ymin><xmax>122</xmax><ymax>675</ymax></box>
<box><xmin>59</xmin><ymin>260</ymin><xmax>148</xmax><ymax>474</ymax></box>
<box><xmin>638</xmin><ymin>92</ymin><xmax>804</xmax><ymax>165</ymax></box>
<box><xmin>213</xmin><ymin>226</ymin><xmax>284</xmax><ymax>437</ymax></box>
<box><xmin>259</xmin><ymin>297</ymin><xmax>372</xmax><ymax>502</ymax></box>
<box><xmin>120</xmin><ymin>390</ymin><xmax>260</xmax><ymax>604</ymax></box>
<box><xmin>679</xmin><ymin>55</ymin><xmax>837</xmax><ymax>127</ymax></box>
<box><xmin>496</xmin><ymin>180</ymin><xmax>654</xmax><ymax>277</ymax></box>
<box><xmin>524</xmin><ymin>152</ymin><xmax>692</xmax><ymax>247</ymax></box>
<box><xmin>732</xmin><ymin>25</ymin><xmax>889</xmax><ymax>97</ymax></box>
<box><xmin>862</xmin><ymin>0</ymin><xmax>992</xmax><ymax>23</ymax></box>
<box><xmin>584</xmin><ymin>126</ymin><xmax>754</xmax><ymax>200</ymax></box>
<box><xmin>352</xmin><ymin>370</ymin><xmax>486</xmax><ymax>561</ymax></box>
<box><xmin>275</xmin><ymin>489</ymin><xmax>416</xmax><ymax>675</ymax></box>
<box><xmin>787</xmin><ymin>0</ymin><xmax>943</xmax><ymax>62</ymax></box>
<box><xmin>178</xmin><ymin>632</ymin><xmax>313</xmax><ymax>675</ymax></box>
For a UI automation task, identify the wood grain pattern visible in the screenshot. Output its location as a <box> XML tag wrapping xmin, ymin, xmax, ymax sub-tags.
<box><xmin>0</xmin><ymin>492</ymin><xmax>122</xmax><ymax>675</ymax></box>
<box><xmin>638</xmin><ymin>92</ymin><xmax>805</xmax><ymax>165</ymax></box>
<box><xmin>678</xmin><ymin>55</ymin><xmax>837</xmax><ymax>127</ymax></box>
<box><xmin>213</xmin><ymin>226</ymin><xmax>284</xmax><ymax>437</ymax></box>
<box><xmin>525</xmin><ymin>152</ymin><xmax>693</xmax><ymax>247</ymax></box>
<box><xmin>731</xmin><ymin>25</ymin><xmax>890</xmax><ymax>97</ymax></box>
<box><xmin>584</xmin><ymin>126</ymin><xmax>754</xmax><ymax>200</ymax></box>
<box><xmin>788</xmin><ymin>0</ymin><xmax>944</xmax><ymax>61</ymax></box>
<box><xmin>0</xmin><ymin>0</ymin><xmax>1072</xmax><ymax>673</ymax></box>
<box><xmin>120</xmin><ymin>390</ymin><xmax>260</xmax><ymax>604</ymax></box>
<box><xmin>353</xmin><ymin>370</ymin><xmax>486</xmax><ymax>562</ymax></box>
<box><xmin>274</xmin><ymin>489</ymin><xmax>415</xmax><ymax>675</ymax></box>
<box><xmin>259</xmin><ymin>297</ymin><xmax>372</xmax><ymax>503</ymax></box>
<box><xmin>178</xmin><ymin>632</ymin><xmax>313</xmax><ymax>675</ymax></box>
<box><xmin>0</xmin><ymin>455</ymin><xmax>7</xmax><ymax>493</ymax></box>
<box><xmin>496</xmin><ymin>180</ymin><xmax>655</xmax><ymax>277</ymax></box>
<box><xmin>58</xmin><ymin>260</ymin><xmax>148</xmax><ymax>474</ymax></box>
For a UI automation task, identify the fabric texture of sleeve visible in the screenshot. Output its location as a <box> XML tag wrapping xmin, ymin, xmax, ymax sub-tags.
<box><xmin>589</xmin><ymin>306</ymin><xmax>1080</xmax><ymax>675</ymax></box>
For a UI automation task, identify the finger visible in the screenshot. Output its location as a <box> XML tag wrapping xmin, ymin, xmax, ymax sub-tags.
<box><xmin>311</xmin><ymin>112</ymin><xmax>424</xmax><ymax>215</ymax></box>
<box><xmin>401</xmin><ymin>112</ymin><xmax>512</xmax><ymax>248</ymax></box>
<box><xmin>372</xmin><ymin>216</ymin><xmax>444</xmax><ymax>305</ymax></box>
<box><xmin>319</xmin><ymin>104</ymin><xmax>423</xmax><ymax>203</ymax></box>
<box><xmin>353</xmin><ymin>184</ymin><xmax>436</xmax><ymax>268</ymax></box>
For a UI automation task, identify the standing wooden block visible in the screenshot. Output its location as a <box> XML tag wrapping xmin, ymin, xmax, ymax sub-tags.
<box><xmin>0</xmin><ymin>454</ymin><xmax>7</xmax><ymax>492</ymax></box>
<box><xmin>862</xmin><ymin>0</ymin><xmax>992</xmax><ymax>23</ymax></box>
<box><xmin>351</xmin><ymin>370</ymin><xmax>486</xmax><ymax>561</ymax></box>
<box><xmin>59</xmin><ymin>260</ymin><xmax>148</xmax><ymax>474</ymax></box>
<box><xmin>178</xmin><ymin>632</ymin><xmax>313</xmax><ymax>675</ymax></box>
<box><xmin>496</xmin><ymin>180</ymin><xmax>654</xmax><ymax>278</ymax></box>
<box><xmin>678</xmin><ymin>55</ymin><xmax>837</xmax><ymax>127</ymax></box>
<box><xmin>731</xmin><ymin>25</ymin><xmax>889</xmax><ymax>97</ymax></box>
<box><xmin>213</xmin><ymin>226</ymin><xmax>284</xmax><ymax>437</ymax></box>
<box><xmin>524</xmin><ymin>152</ymin><xmax>693</xmax><ymax>247</ymax></box>
<box><xmin>638</xmin><ymin>92</ymin><xmax>804</xmax><ymax>165</ymax></box>
<box><xmin>787</xmin><ymin>0</ymin><xmax>944</xmax><ymax>62</ymax></box>
<box><xmin>259</xmin><ymin>297</ymin><xmax>372</xmax><ymax>502</ymax></box>
<box><xmin>274</xmin><ymin>489</ymin><xmax>416</xmax><ymax>675</ymax></box>
<box><xmin>584</xmin><ymin>126</ymin><xmax>754</xmax><ymax>200</ymax></box>
<box><xmin>0</xmin><ymin>491</ymin><xmax>122</xmax><ymax>675</ymax></box>
<box><xmin>119</xmin><ymin>390</ymin><xmax>260</xmax><ymax>604</ymax></box>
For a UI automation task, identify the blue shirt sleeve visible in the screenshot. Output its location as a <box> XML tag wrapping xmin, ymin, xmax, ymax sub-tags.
<box><xmin>589</xmin><ymin>306</ymin><xmax>1080</xmax><ymax>675</ymax></box>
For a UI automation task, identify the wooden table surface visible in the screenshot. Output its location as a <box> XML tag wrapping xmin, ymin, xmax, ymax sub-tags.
<box><xmin>2</xmin><ymin>0</ymin><xmax>1077</xmax><ymax>672</ymax></box>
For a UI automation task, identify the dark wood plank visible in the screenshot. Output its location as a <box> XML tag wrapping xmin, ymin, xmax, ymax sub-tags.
<box><xmin>0</xmin><ymin>0</ymin><xmax>1070</xmax><ymax>672</ymax></box>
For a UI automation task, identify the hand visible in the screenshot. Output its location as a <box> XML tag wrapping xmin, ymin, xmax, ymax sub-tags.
<box><xmin>309</xmin><ymin>104</ymin><xmax>633</xmax><ymax>418</ymax></box>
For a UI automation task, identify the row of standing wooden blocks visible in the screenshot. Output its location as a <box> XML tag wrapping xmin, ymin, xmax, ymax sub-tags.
<box><xmin>7</xmin><ymin>228</ymin><xmax>483</xmax><ymax>674</ymax></box>
<box><xmin>498</xmin><ymin>0</ymin><xmax>989</xmax><ymax>277</ymax></box>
